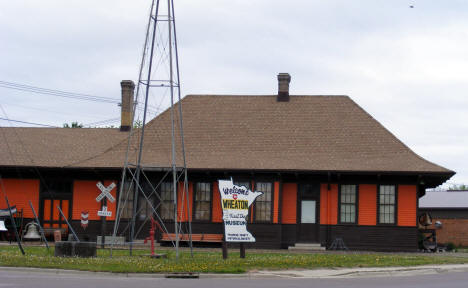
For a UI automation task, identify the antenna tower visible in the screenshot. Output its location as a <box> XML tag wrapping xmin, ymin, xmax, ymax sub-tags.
<box><xmin>110</xmin><ymin>0</ymin><xmax>192</xmax><ymax>259</ymax></box>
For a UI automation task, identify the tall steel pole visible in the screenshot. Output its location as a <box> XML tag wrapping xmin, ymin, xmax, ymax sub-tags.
<box><xmin>171</xmin><ymin>0</ymin><xmax>193</xmax><ymax>257</ymax></box>
<box><xmin>129</xmin><ymin>0</ymin><xmax>160</xmax><ymax>256</ymax></box>
<box><xmin>111</xmin><ymin>0</ymin><xmax>156</xmax><ymax>258</ymax></box>
<box><xmin>167</xmin><ymin>0</ymin><xmax>180</xmax><ymax>260</ymax></box>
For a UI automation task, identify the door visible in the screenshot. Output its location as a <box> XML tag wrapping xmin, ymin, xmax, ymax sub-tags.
<box><xmin>42</xmin><ymin>199</ymin><xmax>70</xmax><ymax>229</ymax></box>
<box><xmin>297</xmin><ymin>183</ymin><xmax>320</xmax><ymax>242</ymax></box>
<box><xmin>40</xmin><ymin>180</ymin><xmax>72</xmax><ymax>230</ymax></box>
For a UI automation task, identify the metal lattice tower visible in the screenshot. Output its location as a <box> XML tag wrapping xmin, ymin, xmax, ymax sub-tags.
<box><xmin>110</xmin><ymin>0</ymin><xmax>192</xmax><ymax>259</ymax></box>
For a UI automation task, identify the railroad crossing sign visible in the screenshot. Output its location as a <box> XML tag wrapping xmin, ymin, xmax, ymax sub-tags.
<box><xmin>97</xmin><ymin>206</ymin><xmax>112</xmax><ymax>217</ymax></box>
<box><xmin>96</xmin><ymin>182</ymin><xmax>116</xmax><ymax>203</ymax></box>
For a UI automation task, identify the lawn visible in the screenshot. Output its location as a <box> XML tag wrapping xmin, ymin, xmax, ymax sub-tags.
<box><xmin>0</xmin><ymin>246</ymin><xmax>467</xmax><ymax>274</ymax></box>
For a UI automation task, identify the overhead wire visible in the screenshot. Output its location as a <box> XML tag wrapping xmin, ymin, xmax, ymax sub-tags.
<box><xmin>0</xmin><ymin>117</ymin><xmax>58</xmax><ymax>128</ymax></box>
<box><xmin>0</xmin><ymin>80</ymin><xmax>120</xmax><ymax>104</ymax></box>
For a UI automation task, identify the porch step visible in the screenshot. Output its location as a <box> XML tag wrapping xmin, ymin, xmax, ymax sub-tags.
<box><xmin>288</xmin><ymin>243</ymin><xmax>326</xmax><ymax>251</ymax></box>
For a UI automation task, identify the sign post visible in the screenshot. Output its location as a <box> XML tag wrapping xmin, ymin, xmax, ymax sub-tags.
<box><xmin>218</xmin><ymin>179</ymin><xmax>263</xmax><ymax>259</ymax></box>
<box><xmin>96</xmin><ymin>182</ymin><xmax>115</xmax><ymax>248</ymax></box>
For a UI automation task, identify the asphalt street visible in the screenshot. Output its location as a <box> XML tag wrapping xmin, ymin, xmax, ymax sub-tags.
<box><xmin>1</xmin><ymin>269</ymin><xmax>468</xmax><ymax>288</ymax></box>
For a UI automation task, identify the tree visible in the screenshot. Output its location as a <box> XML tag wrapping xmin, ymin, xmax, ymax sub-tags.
<box><xmin>448</xmin><ymin>184</ymin><xmax>468</xmax><ymax>191</ymax></box>
<box><xmin>63</xmin><ymin>121</ymin><xmax>83</xmax><ymax>128</ymax></box>
<box><xmin>133</xmin><ymin>120</ymin><xmax>143</xmax><ymax>128</ymax></box>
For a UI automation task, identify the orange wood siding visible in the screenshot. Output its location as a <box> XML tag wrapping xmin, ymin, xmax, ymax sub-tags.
<box><xmin>281</xmin><ymin>183</ymin><xmax>297</xmax><ymax>224</ymax></box>
<box><xmin>358</xmin><ymin>184</ymin><xmax>377</xmax><ymax>226</ymax></box>
<box><xmin>72</xmin><ymin>180</ymin><xmax>117</xmax><ymax>221</ymax></box>
<box><xmin>43</xmin><ymin>199</ymin><xmax>51</xmax><ymax>227</ymax></box>
<box><xmin>212</xmin><ymin>181</ymin><xmax>223</xmax><ymax>223</ymax></box>
<box><xmin>177</xmin><ymin>182</ymin><xmax>193</xmax><ymax>222</ymax></box>
<box><xmin>177</xmin><ymin>182</ymin><xmax>184</xmax><ymax>222</ymax></box>
<box><xmin>320</xmin><ymin>183</ymin><xmax>338</xmax><ymax>225</ymax></box>
<box><xmin>52</xmin><ymin>200</ymin><xmax>60</xmax><ymax>221</ymax></box>
<box><xmin>398</xmin><ymin>185</ymin><xmax>417</xmax><ymax>227</ymax></box>
<box><xmin>0</xmin><ymin>179</ymin><xmax>40</xmax><ymax>218</ymax></box>
<box><xmin>273</xmin><ymin>181</ymin><xmax>280</xmax><ymax>223</ymax></box>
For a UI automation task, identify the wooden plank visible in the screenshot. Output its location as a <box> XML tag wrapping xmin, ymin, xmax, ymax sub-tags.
<box><xmin>160</xmin><ymin>232</ymin><xmax>223</xmax><ymax>243</ymax></box>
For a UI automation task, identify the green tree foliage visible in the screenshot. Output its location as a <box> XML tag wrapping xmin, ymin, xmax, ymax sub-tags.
<box><xmin>133</xmin><ymin>120</ymin><xmax>143</xmax><ymax>128</ymax></box>
<box><xmin>448</xmin><ymin>184</ymin><xmax>468</xmax><ymax>191</ymax></box>
<box><xmin>63</xmin><ymin>121</ymin><xmax>83</xmax><ymax>128</ymax></box>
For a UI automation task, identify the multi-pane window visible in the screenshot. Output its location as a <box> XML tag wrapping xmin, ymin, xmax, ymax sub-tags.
<box><xmin>379</xmin><ymin>185</ymin><xmax>396</xmax><ymax>224</ymax></box>
<box><xmin>255</xmin><ymin>182</ymin><xmax>272</xmax><ymax>222</ymax></box>
<box><xmin>138</xmin><ymin>194</ymin><xmax>155</xmax><ymax>220</ymax></box>
<box><xmin>121</xmin><ymin>181</ymin><xmax>134</xmax><ymax>219</ymax></box>
<box><xmin>138</xmin><ymin>182</ymin><xmax>156</xmax><ymax>220</ymax></box>
<box><xmin>160</xmin><ymin>182</ymin><xmax>174</xmax><ymax>221</ymax></box>
<box><xmin>194</xmin><ymin>182</ymin><xmax>211</xmax><ymax>221</ymax></box>
<box><xmin>340</xmin><ymin>185</ymin><xmax>357</xmax><ymax>223</ymax></box>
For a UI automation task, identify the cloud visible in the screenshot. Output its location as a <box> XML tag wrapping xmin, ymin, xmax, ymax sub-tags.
<box><xmin>0</xmin><ymin>0</ymin><xmax>467</xmax><ymax>185</ymax></box>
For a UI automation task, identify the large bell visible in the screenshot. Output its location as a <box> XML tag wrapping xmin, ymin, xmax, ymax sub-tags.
<box><xmin>418</xmin><ymin>212</ymin><xmax>433</xmax><ymax>227</ymax></box>
<box><xmin>23</xmin><ymin>222</ymin><xmax>41</xmax><ymax>240</ymax></box>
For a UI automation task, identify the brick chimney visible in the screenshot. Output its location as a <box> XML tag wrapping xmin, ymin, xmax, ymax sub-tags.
<box><xmin>277</xmin><ymin>73</ymin><xmax>291</xmax><ymax>102</ymax></box>
<box><xmin>120</xmin><ymin>80</ymin><xmax>135</xmax><ymax>131</ymax></box>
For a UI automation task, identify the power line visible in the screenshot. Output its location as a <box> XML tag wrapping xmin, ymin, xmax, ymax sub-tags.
<box><xmin>0</xmin><ymin>80</ymin><xmax>164</xmax><ymax>115</ymax></box>
<box><xmin>84</xmin><ymin>117</ymin><xmax>120</xmax><ymax>127</ymax></box>
<box><xmin>0</xmin><ymin>80</ymin><xmax>120</xmax><ymax>104</ymax></box>
<box><xmin>0</xmin><ymin>117</ymin><xmax>58</xmax><ymax>128</ymax></box>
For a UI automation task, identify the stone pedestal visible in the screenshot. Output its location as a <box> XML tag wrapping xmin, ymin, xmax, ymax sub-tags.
<box><xmin>54</xmin><ymin>241</ymin><xmax>97</xmax><ymax>257</ymax></box>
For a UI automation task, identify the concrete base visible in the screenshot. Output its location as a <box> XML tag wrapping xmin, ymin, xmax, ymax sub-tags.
<box><xmin>288</xmin><ymin>243</ymin><xmax>326</xmax><ymax>251</ymax></box>
<box><xmin>96</xmin><ymin>236</ymin><xmax>125</xmax><ymax>245</ymax></box>
<box><xmin>54</xmin><ymin>241</ymin><xmax>97</xmax><ymax>257</ymax></box>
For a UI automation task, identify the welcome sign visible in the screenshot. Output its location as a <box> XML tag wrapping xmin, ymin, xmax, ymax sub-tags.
<box><xmin>218</xmin><ymin>179</ymin><xmax>263</xmax><ymax>242</ymax></box>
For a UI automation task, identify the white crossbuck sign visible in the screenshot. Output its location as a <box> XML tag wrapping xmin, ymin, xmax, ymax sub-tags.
<box><xmin>97</xmin><ymin>206</ymin><xmax>112</xmax><ymax>217</ymax></box>
<box><xmin>96</xmin><ymin>182</ymin><xmax>116</xmax><ymax>203</ymax></box>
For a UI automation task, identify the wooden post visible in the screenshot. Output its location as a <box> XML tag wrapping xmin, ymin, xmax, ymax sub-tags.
<box><xmin>222</xmin><ymin>240</ymin><xmax>228</xmax><ymax>259</ymax></box>
<box><xmin>240</xmin><ymin>242</ymin><xmax>245</xmax><ymax>258</ymax></box>
<box><xmin>100</xmin><ymin>198</ymin><xmax>107</xmax><ymax>249</ymax></box>
<box><xmin>222</xmin><ymin>220</ymin><xmax>228</xmax><ymax>259</ymax></box>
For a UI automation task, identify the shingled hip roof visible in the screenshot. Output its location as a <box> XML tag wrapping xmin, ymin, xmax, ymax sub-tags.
<box><xmin>0</xmin><ymin>95</ymin><xmax>454</xmax><ymax>179</ymax></box>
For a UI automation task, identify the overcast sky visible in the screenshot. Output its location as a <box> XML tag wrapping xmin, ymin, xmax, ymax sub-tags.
<box><xmin>0</xmin><ymin>0</ymin><xmax>467</xmax><ymax>187</ymax></box>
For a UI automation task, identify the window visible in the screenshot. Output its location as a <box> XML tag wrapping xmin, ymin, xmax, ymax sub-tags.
<box><xmin>138</xmin><ymin>194</ymin><xmax>155</xmax><ymax>220</ymax></box>
<box><xmin>138</xmin><ymin>181</ymin><xmax>157</xmax><ymax>220</ymax></box>
<box><xmin>194</xmin><ymin>182</ymin><xmax>211</xmax><ymax>221</ymax></box>
<box><xmin>255</xmin><ymin>182</ymin><xmax>272</xmax><ymax>222</ymax></box>
<box><xmin>121</xmin><ymin>181</ymin><xmax>134</xmax><ymax>219</ymax></box>
<box><xmin>379</xmin><ymin>185</ymin><xmax>396</xmax><ymax>224</ymax></box>
<box><xmin>160</xmin><ymin>182</ymin><xmax>174</xmax><ymax>221</ymax></box>
<box><xmin>340</xmin><ymin>185</ymin><xmax>357</xmax><ymax>223</ymax></box>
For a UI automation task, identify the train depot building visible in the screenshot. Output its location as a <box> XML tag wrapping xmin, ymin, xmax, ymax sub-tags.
<box><xmin>0</xmin><ymin>74</ymin><xmax>454</xmax><ymax>251</ymax></box>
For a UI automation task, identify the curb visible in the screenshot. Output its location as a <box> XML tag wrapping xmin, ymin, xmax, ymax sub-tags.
<box><xmin>2</xmin><ymin>264</ymin><xmax>468</xmax><ymax>279</ymax></box>
<box><xmin>252</xmin><ymin>264</ymin><xmax>468</xmax><ymax>279</ymax></box>
<box><xmin>0</xmin><ymin>266</ymin><xmax>250</xmax><ymax>279</ymax></box>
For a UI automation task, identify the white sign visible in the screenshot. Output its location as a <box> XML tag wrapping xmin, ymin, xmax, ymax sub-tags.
<box><xmin>96</xmin><ymin>182</ymin><xmax>116</xmax><ymax>203</ymax></box>
<box><xmin>97</xmin><ymin>206</ymin><xmax>112</xmax><ymax>217</ymax></box>
<box><xmin>218</xmin><ymin>179</ymin><xmax>263</xmax><ymax>242</ymax></box>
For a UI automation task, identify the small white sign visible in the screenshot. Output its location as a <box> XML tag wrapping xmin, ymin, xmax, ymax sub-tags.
<box><xmin>96</xmin><ymin>182</ymin><xmax>116</xmax><ymax>203</ymax></box>
<box><xmin>97</xmin><ymin>206</ymin><xmax>112</xmax><ymax>217</ymax></box>
<box><xmin>218</xmin><ymin>179</ymin><xmax>263</xmax><ymax>242</ymax></box>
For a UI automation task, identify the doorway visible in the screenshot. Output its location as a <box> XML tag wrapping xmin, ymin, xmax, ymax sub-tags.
<box><xmin>40</xmin><ymin>180</ymin><xmax>72</xmax><ymax>229</ymax></box>
<box><xmin>297</xmin><ymin>183</ymin><xmax>320</xmax><ymax>242</ymax></box>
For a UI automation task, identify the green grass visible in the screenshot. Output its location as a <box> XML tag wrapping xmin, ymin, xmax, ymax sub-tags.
<box><xmin>0</xmin><ymin>246</ymin><xmax>467</xmax><ymax>274</ymax></box>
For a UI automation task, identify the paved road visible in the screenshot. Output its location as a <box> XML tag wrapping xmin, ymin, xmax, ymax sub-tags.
<box><xmin>1</xmin><ymin>269</ymin><xmax>468</xmax><ymax>288</ymax></box>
